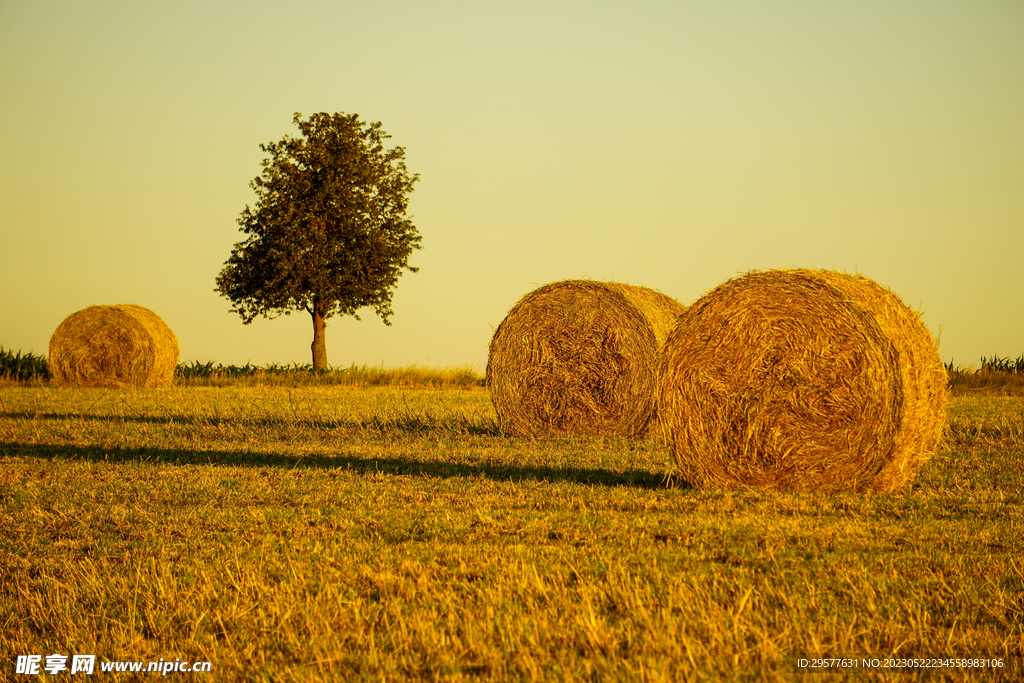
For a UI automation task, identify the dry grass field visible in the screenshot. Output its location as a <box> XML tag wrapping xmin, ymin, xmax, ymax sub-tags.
<box><xmin>1</xmin><ymin>378</ymin><xmax>1021</xmax><ymax>681</ymax></box>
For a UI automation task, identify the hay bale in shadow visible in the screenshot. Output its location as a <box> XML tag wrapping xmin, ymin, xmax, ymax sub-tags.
<box><xmin>487</xmin><ymin>280</ymin><xmax>685</xmax><ymax>438</ymax></box>
<box><xmin>48</xmin><ymin>304</ymin><xmax>179</xmax><ymax>388</ymax></box>
<box><xmin>657</xmin><ymin>269</ymin><xmax>946</xmax><ymax>492</ymax></box>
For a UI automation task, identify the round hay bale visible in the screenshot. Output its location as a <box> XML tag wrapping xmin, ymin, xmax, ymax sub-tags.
<box><xmin>657</xmin><ymin>269</ymin><xmax>947</xmax><ymax>493</ymax></box>
<box><xmin>48</xmin><ymin>305</ymin><xmax>179</xmax><ymax>388</ymax></box>
<box><xmin>487</xmin><ymin>280</ymin><xmax>685</xmax><ymax>438</ymax></box>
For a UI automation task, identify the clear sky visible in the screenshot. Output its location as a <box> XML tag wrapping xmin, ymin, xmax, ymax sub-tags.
<box><xmin>2</xmin><ymin>0</ymin><xmax>1021</xmax><ymax>371</ymax></box>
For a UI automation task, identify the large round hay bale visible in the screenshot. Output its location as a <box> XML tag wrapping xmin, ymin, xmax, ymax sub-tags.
<box><xmin>487</xmin><ymin>280</ymin><xmax>685</xmax><ymax>438</ymax></box>
<box><xmin>657</xmin><ymin>269</ymin><xmax>946</xmax><ymax>493</ymax></box>
<box><xmin>48</xmin><ymin>305</ymin><xmax>179</xmax><ymax>388</ymax></box>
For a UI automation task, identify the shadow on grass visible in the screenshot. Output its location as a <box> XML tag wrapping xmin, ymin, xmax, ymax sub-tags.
<box><xmin>0</xmin><ymin>442</ymin><xmax>676</xmax><ymax>491</ymax></box>
<box><xmin>2</xmin><ymin>411</ymin><xmax>502</xmax><ymax>436</ymax></box>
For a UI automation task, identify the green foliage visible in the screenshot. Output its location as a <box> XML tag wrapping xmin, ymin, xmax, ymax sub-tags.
<box><xmin>947</xmin><ymin>354</ymin><xmax>1024</xmax><ymax>396</ymax></box>
<box><xmin>174</xmin><ymin>360</ymin><xmax>484</xmax><ymax>389</ymax></box>
<box><xmin>981</xmin><ymin>354</ymin><xmax>1024</xmax><ymax>373</ymax></box>
<box><xmin>215</xmin><ymin>112</ymin><xmax>421</xmax><ymax>327</ymax></box>
<box><xmin>0</xmin><ymin>346</ymin><xmax>49</xmax><ymax>381</ymax></box>
<box><xmin>175</xmin><ymin>360</ymin><xmax>267</xmax><ymax>379</ymax></box>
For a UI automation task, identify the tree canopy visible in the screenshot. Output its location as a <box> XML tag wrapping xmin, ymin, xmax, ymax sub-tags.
<box><xmin>215</xmin><ymin>112</ymin><xmax>421</xmax><ymax>369</ymax></box>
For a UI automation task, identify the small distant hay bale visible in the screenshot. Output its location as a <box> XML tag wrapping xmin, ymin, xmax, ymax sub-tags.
<box><xmin>48</xmin><ymin>305</ymin><xmax>179</xmax><ymax>388</ymax></box>
<box><xmin>657</xmin><ymin>269</ymin><xmax>947</xmax><ymax>493</ymax></box>
<box><xmin>487</xmin><ymin>280</ymin><xmax>685</xmax><ymax>438</ymax></box>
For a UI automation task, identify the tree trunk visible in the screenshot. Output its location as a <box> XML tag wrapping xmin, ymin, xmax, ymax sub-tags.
<box><xmin>310</xmin><ymin>300</ymin><xmax>328</xmax><ymax>371</ymax></box>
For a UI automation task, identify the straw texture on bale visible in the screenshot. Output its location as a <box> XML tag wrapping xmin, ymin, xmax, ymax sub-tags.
<box><xmin>49</xmin><ymin>305</ymin><xmax>179</xmax><ymax>388</ymax></box>
<box><xmin>487</xmin><ymin>280</ymin><xmax>685</xmax><ymax>438</ymax></box>
<box><xmin>657</xmin><ymin>269</ymin><xmax>947</xmax><ymax>493</ymax></box>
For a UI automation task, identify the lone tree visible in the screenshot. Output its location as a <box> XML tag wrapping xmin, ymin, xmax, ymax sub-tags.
<box><xmin>216</xmin><ymin>112</ymin><xmax>421</xmax><ymax>370</ymax></box>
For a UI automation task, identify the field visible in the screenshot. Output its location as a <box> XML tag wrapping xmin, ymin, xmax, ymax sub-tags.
<box><xmin>1</xmin><ymin>379</ymin><xmax>1022</xmax><ymax>681</ymax></box>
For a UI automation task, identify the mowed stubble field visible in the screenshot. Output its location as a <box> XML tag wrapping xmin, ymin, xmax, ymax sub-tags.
<box><xmin>1</xmin><ymin>382</ymin><xmax>1022</xmax><ymax>682</ymax></box>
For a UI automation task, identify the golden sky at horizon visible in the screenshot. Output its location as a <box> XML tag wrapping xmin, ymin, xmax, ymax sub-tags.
<box><xmin>2</xmin><ymin>0</ymin><xmax>1021</xmax><ymax>370</ymax></box>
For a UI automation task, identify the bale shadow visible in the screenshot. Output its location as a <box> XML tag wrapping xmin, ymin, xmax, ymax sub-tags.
<box><xmin>1</xmin><ymin>410</ymin><xmax>502</xmax><ymax>436</ymax></box>
<box><xmin>1</xmin><ymin>442</ymin><xmax>676</xmax><ymax>491</ymax></box>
